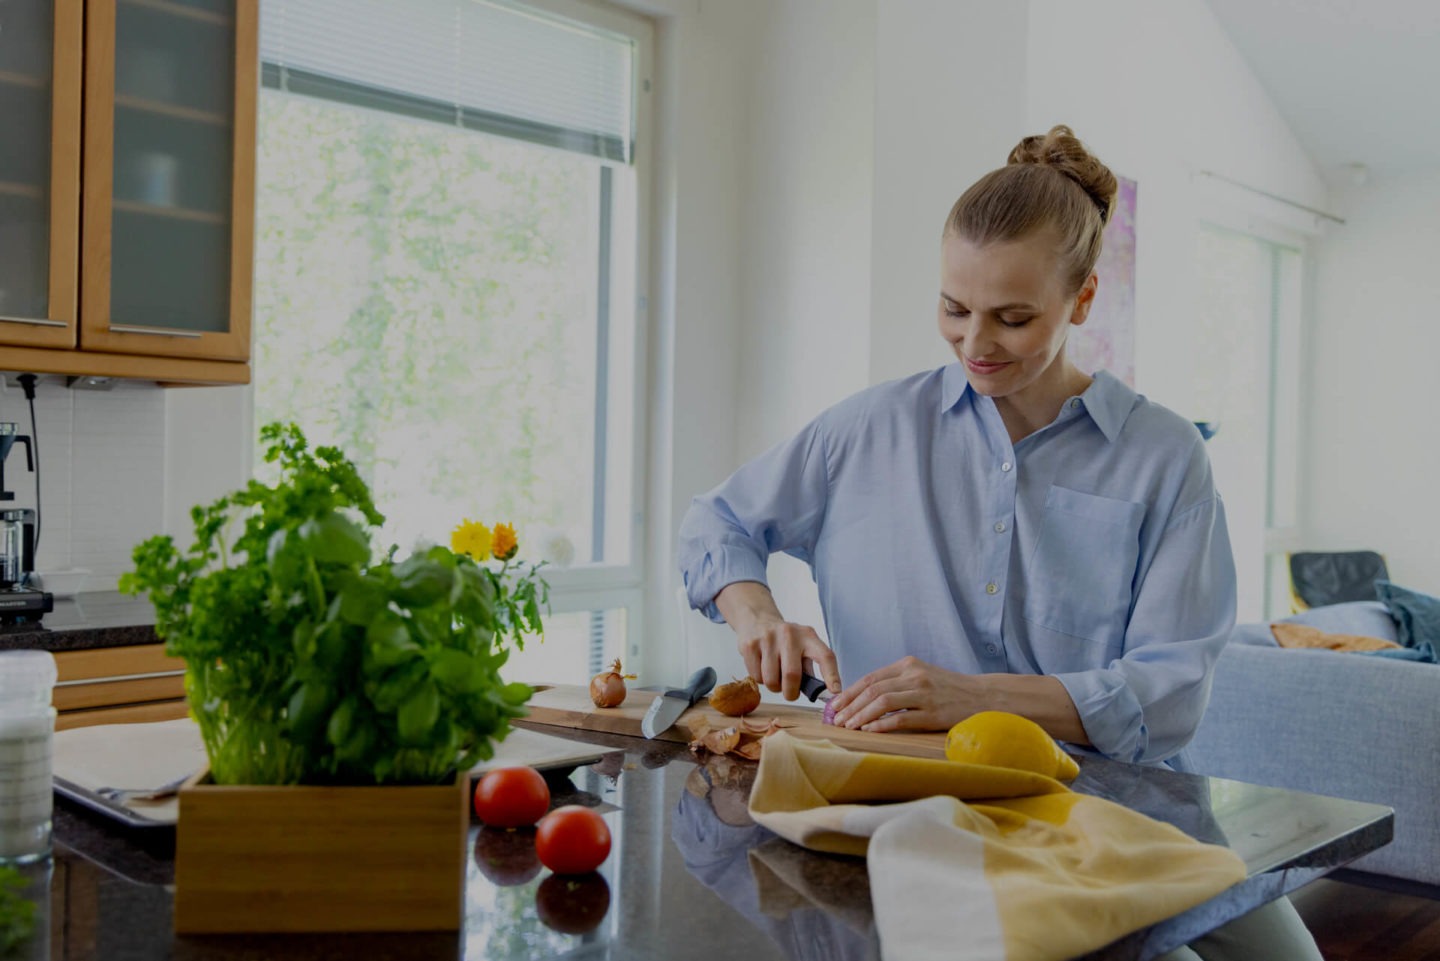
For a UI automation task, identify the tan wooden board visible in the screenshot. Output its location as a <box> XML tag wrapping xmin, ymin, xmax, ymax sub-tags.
<box><xmin>523</xmin><ymin>683</ymin><xmax>949</xmax><ymax>759</ymax></box>
<box><xmin>55</xmin><ymin>644</ymin><xmax>184</xmax><ymax>682</ymax></box>
<box><xmin>473</xmin><ymin>726</ymin><xmax>611</xmax><ymax>774</ymax></box>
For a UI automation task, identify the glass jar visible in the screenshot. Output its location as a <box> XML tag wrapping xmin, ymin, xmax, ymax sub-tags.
<box><xmin>0</xmin><ymin>649</ymin><xmax>57</xmax><ymax>864</ymax></box>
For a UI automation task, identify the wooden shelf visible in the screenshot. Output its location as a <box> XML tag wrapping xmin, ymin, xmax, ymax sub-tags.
<box><xmin>115</xmin><ymin>93</ymin><xmax>229</xmax><ymax>127</ymax></box>
<box><xmin>113</xmin><ymin>198</ymin><xmax>227</xmax><ymax>224</ymax></box>
<box><xmin>119</xmin><ymin>0</ymin><xmax>232</xmax><ymax>27</ymax></box>
<box><xmin>0</xmin><ymin>180</ymin><xmax>44</xmax><ymax>200</ymax></box>
<box><xmin>0</xmin><ymin>69</ymin><xmax>45</xmax><ymax>90</ymax></box>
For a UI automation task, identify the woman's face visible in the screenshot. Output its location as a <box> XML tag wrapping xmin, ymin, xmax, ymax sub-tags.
<box><xmin>937</xmin><ymin>231</ymin><xmax>1096</xmax><ymax>402</ymax></box>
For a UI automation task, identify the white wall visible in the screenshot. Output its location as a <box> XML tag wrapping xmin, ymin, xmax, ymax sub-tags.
<box><xmin>1305</xmin><ymin>168</ymin><xmax>1440</xmax><ymax>592</ymax></box>
<box><xmin>867</xmin><ymin>0</ymin><xmax>1030</xmax><ymax>384</ymax></box>
<box><xmin>0</xmin><ymin>377</ymin><xmax>165</xmax><ymax>590</ymax></box>
<box><xmin>1025</xmin><ymin>0</ymin><xmax>1328</xmax><ymax>417</ymax></box>
<box><xmin>640</xmin><ymin>0</ymin><xmax>751</xmax><ymax>684</ymax></box>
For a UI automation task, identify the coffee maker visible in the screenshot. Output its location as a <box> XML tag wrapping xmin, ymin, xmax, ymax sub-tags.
<box><xmin>0</xmin><ymin>422</ymin><xmax>52</xmax><ymax>624</ymax></box>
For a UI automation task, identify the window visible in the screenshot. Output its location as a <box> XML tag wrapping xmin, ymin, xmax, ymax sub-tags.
<box><xmin>1193</xmin><ymin>223</ymin><xmax>1304</xmax><ymax>620</ymax></box>
<box><xmin>251</xmin><ymin>0</ymin><xmax>651</xmax><ymax>669</ymax></box>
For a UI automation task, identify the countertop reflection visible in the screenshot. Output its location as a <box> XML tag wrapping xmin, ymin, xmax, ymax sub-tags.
<box><xmin>29</xmin><ymin>722</ymin><xmax>1390</xmax><ymax>961</ymax></box>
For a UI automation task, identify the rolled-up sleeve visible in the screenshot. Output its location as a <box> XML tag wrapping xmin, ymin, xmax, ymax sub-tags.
<box><xmin>1054</xmin><ymin>454</ymin><xmax>1237</xmax><ymax>765</ymax></box>
<box><xmin>678</xmin><ymin>419</ymin><xmax>830</xmax><ymax>622</ymax></box>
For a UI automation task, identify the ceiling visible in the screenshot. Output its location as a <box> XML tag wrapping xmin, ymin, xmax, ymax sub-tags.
<box><xmin>1205</xmin><ymin>0</ymin><xmax>1440</xmax><ymax>185</ymax></box>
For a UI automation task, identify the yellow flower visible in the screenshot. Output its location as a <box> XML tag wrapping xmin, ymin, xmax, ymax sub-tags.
<box><xmin>450</xmin><ymin>519</ymin><xmax>492</xmax><ymax>561</ymax></box>
<box><xmin>491</xmin><ymin>522</ymin><xmax>518</xmax><ymax>561</ymax></box>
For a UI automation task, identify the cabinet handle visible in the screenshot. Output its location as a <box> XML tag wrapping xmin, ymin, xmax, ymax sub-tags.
<box><xmin>0</xmin><ymin>315</ymin><xmax>68</xmax><ymax>328</ymax></box>
<box><xmin>107</xmin><ymin>324</ymin><xmax>204</xmax><ymax>339</ymax></box>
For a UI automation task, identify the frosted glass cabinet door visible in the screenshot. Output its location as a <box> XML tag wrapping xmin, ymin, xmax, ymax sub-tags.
<box><xmin>80</xmin><ymin>0</ymin><xmax>257</xmax><ymax>362</ymax></box>
<box><xmin>0</xmin><ymin>0</ymin><xmax>81</xmax><ymax>349</ymax></box>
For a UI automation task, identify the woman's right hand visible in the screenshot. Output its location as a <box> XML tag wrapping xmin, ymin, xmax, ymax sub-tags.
<box><xmin>713</xmin><ymin>582</ymin><xmax>842</xmax><ymax>701</ymax></box>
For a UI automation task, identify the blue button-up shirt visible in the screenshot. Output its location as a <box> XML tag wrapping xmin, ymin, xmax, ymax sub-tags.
<box><xmin>678</xmin><ymin>365</ymin><xmax>1236</xmax><ymax>765</ymax></box>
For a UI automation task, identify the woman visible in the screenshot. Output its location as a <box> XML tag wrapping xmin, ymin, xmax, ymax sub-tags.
<box><xmin>680</xmin><ymin>126</ymin><xmax>1230</xmax><ymax>764</ymax></box>
<box><xmin>678</xmin><ymin>126</ymin><xmax>1320</xmax><ymax>961</ymax></box>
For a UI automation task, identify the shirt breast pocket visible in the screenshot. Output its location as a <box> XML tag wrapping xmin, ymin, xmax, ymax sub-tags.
<box><xmin>1022</xmin><ymin>486</ymin><xmax>1144</xmax><ymax>645</ymax></box>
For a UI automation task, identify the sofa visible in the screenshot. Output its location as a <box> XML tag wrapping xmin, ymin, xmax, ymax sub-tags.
<box><xmin>1186</xmin><ymin>601</ymin><xmax>1440</xmax><ymax>893</ymax></box>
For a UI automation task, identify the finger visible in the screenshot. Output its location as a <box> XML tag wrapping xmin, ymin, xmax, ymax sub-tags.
<box><xmin>801</xmin><ymin>634</ymin><xmax>842</xmax><ymax>695</ymax></box>
<box><xmin>759</xmin><ymin>640</ymin><xmax>783</xmax><ymax>693</ymax></box>
<box><xmin>780</xmin><ymin>625</ymin><xmax>820</xmax><ymax>700</ymax></box>
<box><xmin>739</xmin><ymin>639</ymin><xmax>762</xmax><ymax>684</ymax></box>
<box><xmin>829</xmin><ymin>662</ymin><xmax>903</xmax><ymax>715</ymax></box>
<box><xmin>862</xmin><ymin>709</ymin><xmax>940</xmax><ymax>734</ymax></box>
<box><xmin>839</xmin><ymin>679</ymin><xmax>914</xmax><ymax>729</ymax></box>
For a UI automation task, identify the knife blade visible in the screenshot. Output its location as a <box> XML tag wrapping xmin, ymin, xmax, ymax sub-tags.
<box><xmin>640</xmin><ymin>666</ymin><xmax>717</xmax><ymax>739</ymax></box>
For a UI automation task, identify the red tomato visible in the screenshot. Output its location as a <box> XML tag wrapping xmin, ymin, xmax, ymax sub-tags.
<box><xmin>473</xmin><ymin>767</ymin><xmax>550</xmax><ymax>827</ymax></box>
<box><xmin>535</xmin><ymin>805</ymin><xmax>612</xmax><ymax>874</ymax></box>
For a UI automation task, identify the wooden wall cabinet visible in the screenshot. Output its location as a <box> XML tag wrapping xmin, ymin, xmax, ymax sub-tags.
<box><xmin>0</xmin><ymin>0</ymin><xmax>257</xmax><ymax>385</ymax></box>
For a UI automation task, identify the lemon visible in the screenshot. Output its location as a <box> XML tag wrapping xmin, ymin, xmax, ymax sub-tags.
<box><xmin>944</xmin><ymin>711</ymin><xmax>1081</xmax><ymax>781</ymax></box>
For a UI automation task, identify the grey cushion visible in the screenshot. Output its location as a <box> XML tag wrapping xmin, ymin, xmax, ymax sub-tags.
<box><xmin>1226</xmin><ymin>601</ymin><xmax>1397</xmax><ymax>648</ymax></box>
<box><xmin>1190</xmin><ymin>641</ymin><xmax>1439</xmax><ymax>886</ymax></box>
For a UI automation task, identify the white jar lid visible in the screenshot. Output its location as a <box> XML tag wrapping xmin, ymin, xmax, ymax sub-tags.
<box><xmin>0</xmin><ymin>649</ymin><xmax>58</xmax><ymax>706</ymax></box>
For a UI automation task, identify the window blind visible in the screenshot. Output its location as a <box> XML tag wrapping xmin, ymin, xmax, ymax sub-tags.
<box><xmin>259</xmin><ymin>0</ymin><xmax>635</xmax><ymax>162</ymax></box>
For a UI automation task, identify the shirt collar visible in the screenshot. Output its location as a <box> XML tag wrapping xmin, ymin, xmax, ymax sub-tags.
<box><xmin>939</xmin><ymin>363</ymin><xmax>1136</xmax><ymax>442</ymax></box>
<box><xmin>1077</xmin><ymin>370</ymin><xmax>1136</xmax><ymax>442</ymax></box>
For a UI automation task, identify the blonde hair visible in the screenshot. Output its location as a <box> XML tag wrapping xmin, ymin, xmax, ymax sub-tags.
<box><xmin>943</xmin><ymin>125</ymin><xmax>1118</xmax><ymax>295</ymax></box>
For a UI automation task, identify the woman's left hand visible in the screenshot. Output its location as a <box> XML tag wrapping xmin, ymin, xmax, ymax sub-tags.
<box><xmin>827</xmin><ymin>656</ymin><xmax>984</xmax><ymax>733</ymax></box>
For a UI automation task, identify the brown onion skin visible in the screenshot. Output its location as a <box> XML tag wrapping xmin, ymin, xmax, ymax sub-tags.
<box><xmin>590</xmin><ymin>659</ymin><xmax>632</xmax><ymax>707</ymax></box>
<box><xmin>709</xmin><ymin>677</ymin><xmax>761</xmax><ymax>716</ymax></box>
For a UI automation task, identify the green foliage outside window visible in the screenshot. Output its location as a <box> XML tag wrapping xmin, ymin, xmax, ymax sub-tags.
<box><xmin>252</xmin><ymin>92</ymin><xmax>604</xmax><ymax>557</ymax></box>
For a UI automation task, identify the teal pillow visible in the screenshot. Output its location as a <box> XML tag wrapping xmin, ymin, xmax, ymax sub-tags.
<box><xmin>1358</xmin><ymin>641</ymin><xmax>1438</xmax><ymax>664</ymax></box>
<box><xmin>1374</xmin><ymin>580</ymin><xmax>1440</xmax><ymax>649</ymax></box>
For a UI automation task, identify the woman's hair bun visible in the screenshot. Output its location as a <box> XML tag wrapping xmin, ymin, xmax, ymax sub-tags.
<box><xmin>1007</xmin><ymin>125</ymin><xmax>1117</xmax><ymax>225</ymax></box>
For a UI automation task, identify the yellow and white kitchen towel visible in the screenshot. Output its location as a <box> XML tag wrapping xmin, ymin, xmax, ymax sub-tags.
<box><xmin>748</xmin><ymin>732</ymin><xmax>1246</xmax><ymax>961</ymax></box>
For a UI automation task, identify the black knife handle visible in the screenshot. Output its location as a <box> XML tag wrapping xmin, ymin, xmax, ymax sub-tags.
<box><xmin>799</xmin><ymin>673</ymin><xmax>830</xmax><ymax>702</ymax></box>
<box><xmin>665</xmin><ymin>666</ymin><xmax>717</xmax><ymax>705</ymax></box>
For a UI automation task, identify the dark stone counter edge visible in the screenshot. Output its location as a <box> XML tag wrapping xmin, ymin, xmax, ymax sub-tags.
<box><xmin>0</xmin><ymin>623</ymin><xmax>161</xmax><ymax>652</ymax></box>
<box><xmin>1078</xmin><ymin>809</ymin><xmax>1395</xmax><ymax>960</ymax></box>
<box><xmin>1</xmin><ymin>591</ymin><xmax>162</xmax><ymax>652</ymax></box>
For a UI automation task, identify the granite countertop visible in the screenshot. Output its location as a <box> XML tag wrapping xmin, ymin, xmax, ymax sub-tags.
<box><xmin>16</xmin><ymin>723</ymin><xmax>1393</xmax><ymax>961</ymax></box>
<box><xmin>0</xmin><ymin>590</ymin><xmax>159</xmax><ymax>651</ymax></box>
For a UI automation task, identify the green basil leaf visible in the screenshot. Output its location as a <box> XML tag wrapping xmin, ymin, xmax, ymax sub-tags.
<box><xmin>287</xmin><ymin>680</ymin><xmax>332</xmax><ymax>742</ymax></box>
<box><xmin>369</xmin><ymin>660</ymin><xmax>426</xmax><ymax>712</ymax></box>
<box><xmin>398</xmin><ymin>683</ymin><xmax>440</xmax><ymax>745</ymax></box>
<box><xmin>326</xmin><ymin>697</ymin><xmax>357</xmax><ymax>748</ymax></box>
<box><xmin>299</xmin><ymin>511</ymin><xmax>370</xmax><ymax>566</ymax></box>
<box><xmin>336</xmin><ymin>572</ymin><xmax>386</xmax><ymax>625</ymax></box>
<box><xmin>314</xmin><ymin>622</ymin><xmax>350</xmax><ymax>671</ymax></box>
<box><xmin>429</xmin><ymin>649</ymin><xmax>483</xmax><ymax>693</ymax></box>
<box><xmin>392</xmin><ymin>557</ymin><xmax>452</xmax><ymax>607</ymax></box>
<box><xmin>501</xmin><ymin>681</ymin><xmax>533</xmax><ymax>706</ymax></box>
<box><xmin>366</xmin><ymin>616</ymin><xmax>419</xmax><ymax>669</ymax></box>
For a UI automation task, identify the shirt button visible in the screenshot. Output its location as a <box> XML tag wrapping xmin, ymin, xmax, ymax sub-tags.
<box><xmin>1001</xmin><ymin>461</ymin><xmax>1013</xmax><ymax>472</ymax></box>
<box><xmin>1069</xmin><ymin>399</ymin><xmax>1081</xmax><ymax>409</ymax></box>
<box><xmin>994</xmin><ymin>521</ymin><xmax>1007</xmax><ymax>533</ymax></box>
<box><xmin>985</xmin><ymin>644</ymin><xmax>999</xmax><ymax>656</ymax></box>
<box><xmin>985</xmin><ymin>582</ymin><xmax>998</xmax><ymax>595</ymax></box>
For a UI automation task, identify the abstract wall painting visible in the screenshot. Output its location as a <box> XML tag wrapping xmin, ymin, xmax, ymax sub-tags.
<box><xmin>1070</xmin><ymin>175</ymin><xmax>1137</xmax><ymax>386</ymax></box>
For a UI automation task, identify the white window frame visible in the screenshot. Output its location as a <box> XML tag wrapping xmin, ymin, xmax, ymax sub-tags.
<box><xmin>1194</xmin><ymin>176</ymin><xmax>1322</xmax><ymax>619</ymax></box>
<box><xmin>248</xmin><ymin>0</ymin><xmax>658</xmax><ymax>671</ymax></box>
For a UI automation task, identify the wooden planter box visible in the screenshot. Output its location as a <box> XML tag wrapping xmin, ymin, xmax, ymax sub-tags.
<box><xmin>173</xmin><ymin>768</ymin><xmax>470</xmax><ymax>934</ymax></box>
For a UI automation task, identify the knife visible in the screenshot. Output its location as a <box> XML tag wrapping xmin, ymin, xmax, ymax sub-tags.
<box><xmin>799</xmin><ymin>673</ymin><xmax>833</xmax><ymax>703</ymax></box>
<box><xmin>640</xmin><ymin>666</ymin><xmax>717</xmax><ymax>739</ymax></box>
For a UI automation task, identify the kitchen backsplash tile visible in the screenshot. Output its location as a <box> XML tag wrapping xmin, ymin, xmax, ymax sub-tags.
<box><xmin>0</xmin><ymin>377</ymin><xmax>166</xmax><ymax>590</ymax></box>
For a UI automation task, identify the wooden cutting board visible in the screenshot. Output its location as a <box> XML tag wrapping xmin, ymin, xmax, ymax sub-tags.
<box><xmin>523</xmin><ymin>683</ymin><xmax>949</xmax><ymax>759</ymax></box>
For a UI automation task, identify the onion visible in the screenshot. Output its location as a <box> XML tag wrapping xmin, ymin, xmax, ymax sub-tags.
<box><xmin>709</xmin><ymin>676</ymin><xmax>762</xmax><ymax>717</ymax></box>
<box><xmin>589</xmin><ymin>659</ymin><xmax>635</xmax><ymax>708</ymax></box>
<box><xmin>822</xmin><ymin>699</ymin><xmax>838</xmax><ymax>726</ymax></box>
